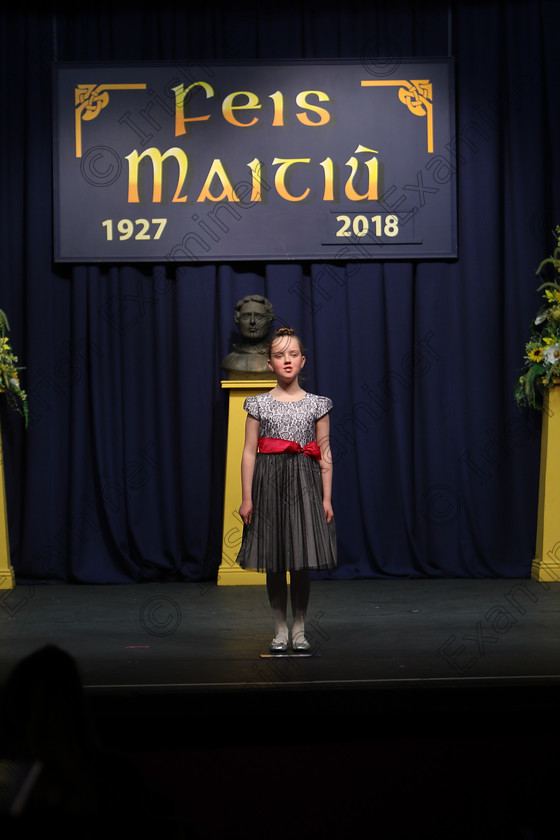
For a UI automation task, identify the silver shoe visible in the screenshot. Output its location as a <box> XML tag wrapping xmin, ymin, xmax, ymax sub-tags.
<box><xmin>291</xmin><ymin>632</ymin><xmax>310</xmax><ymax>651</ymax></box>
<box><xmin>270</xmin><ymin>635</ymin><xmax>289</xmax><ymax>652</ymax></box>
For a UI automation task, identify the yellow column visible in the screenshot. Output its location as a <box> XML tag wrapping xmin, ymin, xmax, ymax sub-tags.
<box><xmin>532</xmin><ymin>386</ymin><xmax>560</xmax><ymax>582</ymax></box>
<box><xmin>219</xmin><ymin>380</ymin><xmax>274</xmax><ymax>585</ymax></box>
<box><xmin>0</xmin><ymin>420</ymin><xmax>15</xmax><ymax>589</ymax></box>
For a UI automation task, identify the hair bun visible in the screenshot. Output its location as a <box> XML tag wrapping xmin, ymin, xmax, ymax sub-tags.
<box><xmin>268</xmin><ymin>326</ymin><xmax>305</xmax><ymax>359</ymax></box>
<box><xmin>273</xmin><ymin>326</ymin><xmax>296</xmax><ymax>337</ymax></box>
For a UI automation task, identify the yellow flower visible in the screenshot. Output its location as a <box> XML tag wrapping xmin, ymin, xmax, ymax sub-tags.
<box><xmin>528</xmin><ymin>346</ymin><xmax>544</xmax><ymax>362</ymax></box>
<box><xmin>543</xmin><ymin>336</ymin><xmax>558</xmax><ymax>346</ymax></box>
<box><xmin>544</xmin><ymin>289</ymin><xmax>560</xmax><ymax>304</ymax></box>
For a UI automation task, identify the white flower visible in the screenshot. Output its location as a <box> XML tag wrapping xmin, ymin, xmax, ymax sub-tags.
<box><xmin>9</xmin><ymin>377</ymin><xmax>20</xmax><ymax>390</ymax></box>
<box><xmin>543</xmin><ymin>343</ymin><xmax>560</xmax><ymax>364</ymax></box>
<box><xmin>535</xmin><ymin>311</ymin><xmax>548</xmax><ymax>325</ymax></box>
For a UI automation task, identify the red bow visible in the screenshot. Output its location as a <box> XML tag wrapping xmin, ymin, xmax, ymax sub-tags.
<box><xmin>258</xmin><ymin>437</ymin><xmax>322</xmax><ymax>461</ymax></box>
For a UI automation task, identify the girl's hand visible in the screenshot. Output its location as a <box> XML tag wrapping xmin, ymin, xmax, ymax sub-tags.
<box><xmin>239</xmin><ymin>500</ymin><xmax>253</xmax><ymax>526</ymax></box>
<box><xmin>323</xmin><ymin>501</ymin><xmax>334</xmax><ymax>524</ymax></box>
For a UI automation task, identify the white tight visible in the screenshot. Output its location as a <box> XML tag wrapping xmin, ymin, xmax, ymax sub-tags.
<box><xmin>266</xmin><ymin>570</ymin><xmax>310</xmax><ymax>641</ymax></box>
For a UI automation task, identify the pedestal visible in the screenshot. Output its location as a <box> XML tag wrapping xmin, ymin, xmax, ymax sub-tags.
<box><xmin>532</xmin><ymin>387</ymin><xmax>560</xmax><ymax>582</ymax></box>
<box><xmin>219</xmin><ymin>379</ymin><xmax>274</xmax><ymax>585</ymax></box>
<box><xmin>0</xmin><ymin>420</ymin><xmax>15</xmax><ymax>589</ymax></box>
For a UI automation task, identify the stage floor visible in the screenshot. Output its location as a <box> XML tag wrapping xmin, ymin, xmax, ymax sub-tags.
<box><xmin>1</xmin><ymin>578</ymin><xmax>559</xmax><ymax>838</ymax></box>
<box><xmin>1</xmin><ymin>577</ymin><xmax>559</xmax><ymax>711</ymax></box>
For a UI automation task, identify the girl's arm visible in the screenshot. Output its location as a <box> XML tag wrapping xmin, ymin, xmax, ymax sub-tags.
<box><xmin>239</xmin><ymin>415</ymin><xmax>260</xmax><ymax>525</ymax></box>
<box><xmin>316</xmin><ymin>413</ymin><xmax>334</xmax><ymax>523</ymax></box>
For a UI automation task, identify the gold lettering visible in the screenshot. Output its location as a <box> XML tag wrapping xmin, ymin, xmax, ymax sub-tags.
<box><xmin>197</xmin><ymin>159</ymin><xmax>241</xmax><ymax>202</ymax></box>
<box><xmin>272</xmin><ymin>158</ymin><xmax>311</xmax><ymax>202</ymax></box>
<box><xmin>222</xmin><ymin>91</ymin><xmax>261</xmax><ymax>127</ymax></box>
<box><xmin>173</xmin><ymin>82</ymin><xmax>214</xmax><ymax>136</ymax></box>
<box><xmin>248</xmin><ymin>157</ymin><xmax>265</xmax><ymax>202</ymax></box>
<box><xmin>344</xmin><ymin>145</ymin><xmax>378</xmax><ymax>201</ymax></box>
<box><xmin>319</xmin><ymin>157</ymin><xmax>335</xmax><ymax>201</ymax></box>
<box><xmin>295</xmin><ymin>90</ymin><xmax>331</xmax><ymax>126</ymax></box>
<box><xmin>126</xmin><ymin>147</ymin><xmax>188</xmax><ymax>203</ymax></box>
<box><xmin>269</xmin><ymin>91</ymin><xmax>285</xmax><ymax>126</ymax></box>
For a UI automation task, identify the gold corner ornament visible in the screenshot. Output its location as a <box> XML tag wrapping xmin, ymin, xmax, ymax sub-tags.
<box><xmin>74</xmin><ymin>83</ymin><xmax>147</xmax><ymax>157</ymax></box>
<box><xmin>361</xmin><ymin>79</ymin><xmax>434</xmax><ymax>154</ymax></box>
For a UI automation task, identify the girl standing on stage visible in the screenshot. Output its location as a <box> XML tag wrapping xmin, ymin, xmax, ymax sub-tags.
<box><xmin>237</xmin><ymin>326</ymin><xmax>337</xmax><ymax>652</ymax></box>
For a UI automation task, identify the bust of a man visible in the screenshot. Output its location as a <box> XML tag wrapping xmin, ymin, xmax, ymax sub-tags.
<box><xmin>221</xmin><ymin>295</ymin><xmax>275</xmax><ymax>379</ymax></box>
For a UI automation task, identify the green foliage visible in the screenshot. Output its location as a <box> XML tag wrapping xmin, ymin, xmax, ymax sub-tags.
<box><xmin>0</xmin><ymin>309</ymin><xmax>28</xmax><ymax>427</ymax></box>
<box><xmin>515</xmin><ymin>226</ymin><xmax>560</xmax><ymax>411</ymax></box>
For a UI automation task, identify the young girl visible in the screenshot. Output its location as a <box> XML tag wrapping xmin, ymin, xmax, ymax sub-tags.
<box><xmin>237</xmin><ymin>326</ymin><xmax>337</xmax><ymax>652</ymax></box>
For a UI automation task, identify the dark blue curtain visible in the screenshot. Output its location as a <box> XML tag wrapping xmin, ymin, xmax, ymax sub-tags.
<box><xmin>1</xmin><ymin>1</ymin><xmax>558</xmax><ymax>583</ymax></box>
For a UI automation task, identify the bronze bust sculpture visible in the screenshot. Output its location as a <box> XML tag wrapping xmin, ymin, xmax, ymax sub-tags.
<box><xmin>222</xmin><ymin>295</ymin><xmax>276</xmax><ymax>379</ymax></box>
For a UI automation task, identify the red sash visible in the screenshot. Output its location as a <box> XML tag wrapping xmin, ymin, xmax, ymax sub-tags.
<box><xmin>258</xmin><ymin>437</ymin><xmax>322</xmax><ymax>461</ymax></box>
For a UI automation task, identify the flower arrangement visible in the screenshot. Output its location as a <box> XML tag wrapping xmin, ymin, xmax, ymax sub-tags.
<box><xmin>515</xmin><ymin>225</ymin><xmax>560</xmax><ymax>410</ymax></box>
<box><xmin>0</xmin><ymin>310</ymin><xmax>28</xmax><ymax>427</ymax></box>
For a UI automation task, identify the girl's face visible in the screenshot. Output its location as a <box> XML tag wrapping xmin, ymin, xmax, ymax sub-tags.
<box><xmin>268</xmin><ymin>336</ymin><xmax>305</xmax><ymax>382</ymax></box>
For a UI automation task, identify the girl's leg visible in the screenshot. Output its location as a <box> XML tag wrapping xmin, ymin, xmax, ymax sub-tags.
<box><xmin>290</xmin><ymin>569</ymin><xmax>310</xmax><ymax>645</ymax></box>
<box><xmin>266</xmin><ymin>572</ymin><xmax>289</xmax><ymax>644</ymax></box>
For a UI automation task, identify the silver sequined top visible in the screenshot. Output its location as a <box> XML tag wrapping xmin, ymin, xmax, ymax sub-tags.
<box><xmin>243</xmin><ymin>392</ymin><xmax>333</xmax><ymax>446</ymax></box>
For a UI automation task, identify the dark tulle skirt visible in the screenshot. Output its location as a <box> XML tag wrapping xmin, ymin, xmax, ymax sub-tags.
<box><xmin>236</xmin><ymin>452</ymin><xmax>337</xmax><ymax>573</ymax></box>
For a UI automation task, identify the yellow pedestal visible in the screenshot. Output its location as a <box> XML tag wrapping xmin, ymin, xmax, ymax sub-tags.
<box><xmin>0</xmin><ymin>421</ymin><xmax>15</xmax><ymax>589</ymax></box>
<box><xmin>219</xmin><ymin>379</ymin><xmax>274</xmax><ymax>585</ymax></box>
<box><xmin>532</xmin><ymin>387</ymin><xmax>560</xmax><ymax>582</ymax></box>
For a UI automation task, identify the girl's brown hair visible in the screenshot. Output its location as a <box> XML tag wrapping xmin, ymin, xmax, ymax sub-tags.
<box><xmin>267</xmin><ymin>326</ymin><xmax>304</xmax><ymax>358</ymax></box>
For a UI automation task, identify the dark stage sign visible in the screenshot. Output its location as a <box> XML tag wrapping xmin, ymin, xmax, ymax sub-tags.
<box><xmin>53</xmin><ymin>59</ymin><xmax>456</xmax><ymax>263</ymax></box>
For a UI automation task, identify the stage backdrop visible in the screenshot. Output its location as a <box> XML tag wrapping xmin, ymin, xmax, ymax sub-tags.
<box><xmin>53</xmin><ymin>59</ymin><xmax>456</xmax><ymax>261</ymax></box>
<box><xmin>1</xmin><ymin>0</ymin><xmax>558</xmax><ymax>584</ymax></box>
